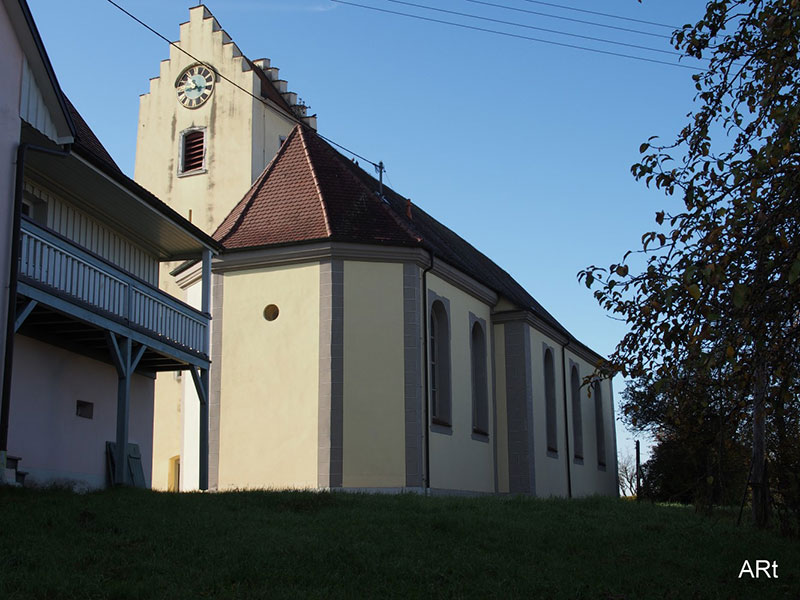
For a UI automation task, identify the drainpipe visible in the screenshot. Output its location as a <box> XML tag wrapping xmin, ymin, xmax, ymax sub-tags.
<box><xmin>421</xmin><ymin>251</ymin><xmax>434</xmax><ymax>495</ymax></box>
<box><xmin>560</xmin><ymin>340</ymin><xmax>572</xmax><ymax>499</ymax></box>
<box><xmin>1</xmin><ymin>143</ymin><xmax>71</xmax><ymax>460</ymax></box>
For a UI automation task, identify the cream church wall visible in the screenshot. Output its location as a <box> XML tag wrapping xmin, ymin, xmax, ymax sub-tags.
<box><xmin>217</xmin><ymin>262</ymin><xmax>320</xmax><ymax>489</ymax></box>
<box><xmin>9</xmin><ymin>336</ymin><xmax>154</xmax><ymax>488</ymax></box>
<box><xmin>427</xmin><ymin>273</ymin><xmax>494</xmax><ymax>493</ymax></box>
<box><xmin>565</xmin><ymin>350</ymin><xmax>618</xmax><ymax>498</ymax></box>
<box><xmin>151</xmin><ymin>375</ymin><xmax>181</xmax><ymax>490</ymax></box>
<box><xmin>341</xmin><ymin>260</ymin><xmax>405</xmax><ymax>488</ymax></box>
<box><xmin>179</xmin><ymin>282</ymin><xmax>203</xmax><ymax>491</ymax></box>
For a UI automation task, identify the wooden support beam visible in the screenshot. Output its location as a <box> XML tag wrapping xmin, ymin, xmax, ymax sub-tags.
<box><xmin>14</xmin><ymin>300</ymin><xmax>37</xmax><ymax>332</ymax></box>
<box><xmin>106</xmin><ymin>333</ymin><xmax>148</xmax><ymax>486</ymax></box>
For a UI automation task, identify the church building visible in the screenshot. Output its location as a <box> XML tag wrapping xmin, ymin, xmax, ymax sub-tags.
<box><xmin>135</xmin><ymin>5</ymin><xmax>618</xmax><ymax>497</ymax></box>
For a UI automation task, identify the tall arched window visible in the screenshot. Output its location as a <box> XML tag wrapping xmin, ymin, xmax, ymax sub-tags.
<box><xmin>471</xmin><ymin>321</ymin><xmax>488</xmax><ymax>436</ymax></box>
<box><xmin>430</xmin><ymin>300</ymin><xmax>451</xmax><ymax>427</ymax></box>
<box><xmin>594</xmin><ymin>381</ymin><xmax>606</xmax><ymax>468</ymax></box>
<box><xmin>571</xmin><ymin>365</ymin><xmax>583</xmax><ymax>460</ymax></box>
<box><xmin>544</xmin><ymin>348</ymin><xmax>557</xmax><ymax>453</ymax></box>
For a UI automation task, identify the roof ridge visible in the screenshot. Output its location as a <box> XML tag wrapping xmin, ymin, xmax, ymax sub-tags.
<box><xmin>298</xmin><ymin>127</ymin><xmax>332</xmax><ymax>238</ymax></box>
<box><xmin>216</xmin><ymin>125</ymin><xmax>301</xmax><ymax>243</ymax></box>
<box><xmin>374</xmin><ymin>192</ymin><xmax>422</xmax><ymax>244</ymax></box>
<box><xmin>306</xmin><ymin>131</ymin><xmax>421</xmax><ymax>245</ymax></box>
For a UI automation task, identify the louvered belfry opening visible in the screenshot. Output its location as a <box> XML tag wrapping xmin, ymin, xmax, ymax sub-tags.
<box><xmin>182</xmin><ymin>130</ymin><xmax>205</xmax><ymax>172</ymax></box>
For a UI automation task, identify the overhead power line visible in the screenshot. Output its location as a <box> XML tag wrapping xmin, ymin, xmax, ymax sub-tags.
<box><xmin>519</xmin><ymin>0</ymin><xmax>679</xmax><ymax>30</ymax></box>
<box><xmin>103</xmin><ymin>0</ymin><xmax>382</xmax><ymax>169</ymax></box>
<box><xmin>331</xmin><ymin>0</ymin><xmax>703</xmax><ymax>71</ymax></box>
<box><xmin>463</xmin><ymin>0</ymin><xmax>672</xmax><ymax>40</ymax></box>
<box><xmin>383</xmin><ymin>0</ymin><xmax>681</xmax><ymax>57</ymax></box>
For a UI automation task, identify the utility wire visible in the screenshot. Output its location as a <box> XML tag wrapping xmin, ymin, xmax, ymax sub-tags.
<box><xmin>103</xmin><ymin>0</ymin><xmax>382</xmax><ymax>168</ymax></box>
<box><xmin>331</xmin><ymin>0</ymin><xmax>703</xmax><ymax>71</ymax></box>
<box><xmin>384</xmin><ymin>0</ymin><xmax>681</xmax><ymax>57</ymax></box>
<box><xmin>519</xmin><ymin>0</ymin><xmax>679</xmax><ymax>30</ymax></box>
<box><xmin>464</xmin><ymin>0</ymin><xmax>671</xmax><ymax>40</ymax></box>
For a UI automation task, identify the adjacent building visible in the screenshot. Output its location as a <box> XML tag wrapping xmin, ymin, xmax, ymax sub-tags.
<box><xmin>0</xmin><ymin>0</ymin><xmax>219</xmax><ymax>489</ymax></box>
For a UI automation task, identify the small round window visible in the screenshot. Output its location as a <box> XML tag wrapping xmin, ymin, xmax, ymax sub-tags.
<box><xmin>263</xmin><ymin>304</ymin><xmax>280</xmax><ymax>321</ymax></box>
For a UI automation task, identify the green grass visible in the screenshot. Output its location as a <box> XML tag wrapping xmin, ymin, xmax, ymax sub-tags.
<box><xmin>0</xmin><ymin>488</ymin><xmax>796</xmax><ymax>599</ymax></box>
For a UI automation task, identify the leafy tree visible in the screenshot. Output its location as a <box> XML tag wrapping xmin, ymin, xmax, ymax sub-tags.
<box><xmin>622</xmin><ymin>368</ymin><xmax>750</xmax><ymax>510</ymax></box>
<box><xmin>581</xmin><ymin>1</ymin><xmax>800</xmax><ymax>528</ymax></box>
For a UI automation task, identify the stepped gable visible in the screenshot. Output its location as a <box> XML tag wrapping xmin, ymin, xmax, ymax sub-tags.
<box><xmin>187</xmin><ymin>6</ymin><xmax>316</xmax><ymax>128</ymax></box>
<box><xmin>245</xmin><ymin>57</ymin><xmax>295</xmax><ymax>118</ymax></box>
<box><xmin>214</xmin><ymin>124</ymin><xmax>595</xmax><ymax>354</ymax></box>
<box><xmin>214</xmin><ymin>125</ymin><xmax>419</xmax><ymax>248</ymax></box>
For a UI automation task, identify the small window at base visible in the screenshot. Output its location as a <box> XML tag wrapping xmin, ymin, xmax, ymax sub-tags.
<box><xmin>76</xmin><ymin>400</ymin><xmax>94</xmax><ymax>419</ymax></box>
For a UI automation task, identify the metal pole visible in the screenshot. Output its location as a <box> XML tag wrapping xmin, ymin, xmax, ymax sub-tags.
<box><xmin>635</xmin><ymin>439</ymin><xmax>641</xmax><ymax>500</ymax></box>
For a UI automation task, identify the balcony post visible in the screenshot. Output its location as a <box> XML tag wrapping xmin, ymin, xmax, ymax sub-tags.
<box><xmin>190</xmin><ymin>366</ymin><xmax>209</xmax><ymax>491</ymax></box>
<box><xmin>107</xmin><ymin>333</ymin><xmax>146</xmax><ymax>486</ymax></box>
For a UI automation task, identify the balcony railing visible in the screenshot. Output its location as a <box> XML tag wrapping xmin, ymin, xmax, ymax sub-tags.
<box><xmin>18</xmin><ymin>218</ymin><xmax>208</xmax><ymax>357</ymax></box>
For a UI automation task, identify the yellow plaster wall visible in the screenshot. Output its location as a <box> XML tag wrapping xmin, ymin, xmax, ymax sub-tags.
<box><xmin>427</xmin><ymin>274</ymin><xmax>494</xmax><ymax>493</ymax></box>
<box><xmin>341</xmin><ymin>261</ymin><xmax>405</xmax><ymax>488</ymax></box>
<box><xmin>217</xmin><ymin>263</ymin><xmax>319</xmax><ymax>489</ymax></box>
<box><xmin>493</xmin><ymin>324</ymin><xmax>509</xmax><ymax>493</ymax></box>
<box><xmin>151</xmin><ymin>375</ymin><xmax>182</xmax><ymax>490</ymax></box>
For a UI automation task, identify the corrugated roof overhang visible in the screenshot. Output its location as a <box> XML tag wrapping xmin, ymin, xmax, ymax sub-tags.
<box><xmin>26</xmin><ymin>149</ymin><xmax>220</xmax><ymax>261</ymax></box>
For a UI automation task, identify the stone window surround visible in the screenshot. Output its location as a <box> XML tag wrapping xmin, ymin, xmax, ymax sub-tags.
<box><xmin>569</xmin><ymin>359</ymin><xmax>584</xmax><ymax>465</ymax></box>
<box><xmin>594</xmin><ymin>380</ymin><xmax>607</xmax><ymax>470</ymax></box>
<box><xmin>177</xmin><ymin>126</ymin><xmax>207</xmax><ymax>177</ymax></box>
<box><xmin>427</xmin><ymin>291</ymin><xmax>452</xmax><ymax>434</ymax></box>
<box><xmin>543</xmin><ymin>342</ymin><xmax>558</xmax><ymax>458</ymax></box>
<box><xmin>469</xmin><ymin>312</ymin><xmax>489</xmax><ymax>442</ymax></box>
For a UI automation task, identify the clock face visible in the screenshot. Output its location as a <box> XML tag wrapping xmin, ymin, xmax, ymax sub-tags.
<box><xmin>176</xmin><ymin>66</ymin><xmax>215</xmax><ymax>108</ymax></box>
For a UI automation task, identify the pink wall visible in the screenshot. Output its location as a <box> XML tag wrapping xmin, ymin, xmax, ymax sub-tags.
<box><xmin>0</xmin><ymin>4</ymin><xmax>24</xmax><ymax>412</ymax></box>
<box><xmin>8</xmin><ymin>335</ymin><xmax>155</xmax><ymax>489</ymax></box>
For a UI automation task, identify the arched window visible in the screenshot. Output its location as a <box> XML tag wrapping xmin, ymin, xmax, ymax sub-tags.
<box><xmin>571</xmin><ymin>365</ymin><xmax>583</xmax><ymax>460</ymax></box>
<box><xmin>594</xmin><ymin>381</ymin><xmax>606</xmax><ymax>468</ymax></box>
<box><xmin>471</xmin><ymin>320</ymin><xmax>488</xmax><ymax>436</ymax></box>
<box><xmin>544</xmin><ymin>348</ymin><xmax>557</xmax><ymax>453</ymax></box>
<box><xmin>429</xmin><ymin>300</ymin><xmax>451</xmax><ymax>427</ymax></box>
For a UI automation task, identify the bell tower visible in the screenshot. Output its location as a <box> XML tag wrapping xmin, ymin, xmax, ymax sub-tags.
<box><xmin>136</xmin><ymin>4</ymin><xmax>317</xmax><ymax>492</ymax></box>
<box><xmin>134</xmin><ymin>4</ymin><xmax>316</xmax><ymax>236</ymax></box>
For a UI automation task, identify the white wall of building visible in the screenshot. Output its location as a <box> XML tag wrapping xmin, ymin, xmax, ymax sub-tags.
<box><xmin>8</xmin><ymin>335</ymin><xmax>154</xmax><ymax>489</ymax></box>
<box><xmin>0</xmin><ymin>3</ymin><xmax>24</xmax><ymax>420</ymax></box>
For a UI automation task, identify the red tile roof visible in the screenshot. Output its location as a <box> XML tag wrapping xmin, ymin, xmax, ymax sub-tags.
<box><xmin>64</xmin><ymin>96</ymin><xmax>121</xmax><ymax>173</ymax></box>
<box><xmin>213</xmin><ymin>124</ymin><xmax>590</xmax><ymax>349</ymax></box>
<box><xmin>215</xmin><ymin>126</ymin><xmax>420</xmax><ymax>249</ymax></box>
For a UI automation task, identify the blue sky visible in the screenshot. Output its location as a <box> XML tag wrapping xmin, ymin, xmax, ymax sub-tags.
<box><xmin>26</xmin><ymin>0</ymin><xmax>708</xmax><ymax>467</ymax></box>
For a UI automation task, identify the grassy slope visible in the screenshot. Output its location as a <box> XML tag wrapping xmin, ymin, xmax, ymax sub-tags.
<box><xmin>0</xmin><ymin>488</ymin><xmax>796</xmax><ymax>599</ymax></box>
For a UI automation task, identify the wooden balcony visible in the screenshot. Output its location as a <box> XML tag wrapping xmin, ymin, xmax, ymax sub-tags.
<box><xmin>15</xmin><ymin>217</ymin><xmax>209</xmax><ymax>370</ymax></box>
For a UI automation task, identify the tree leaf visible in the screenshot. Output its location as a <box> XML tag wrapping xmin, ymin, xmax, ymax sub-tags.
<box><xmin>732</xmin><ymin>284</ymin><xmax>749</xmax><ymax>308</ymax></box>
